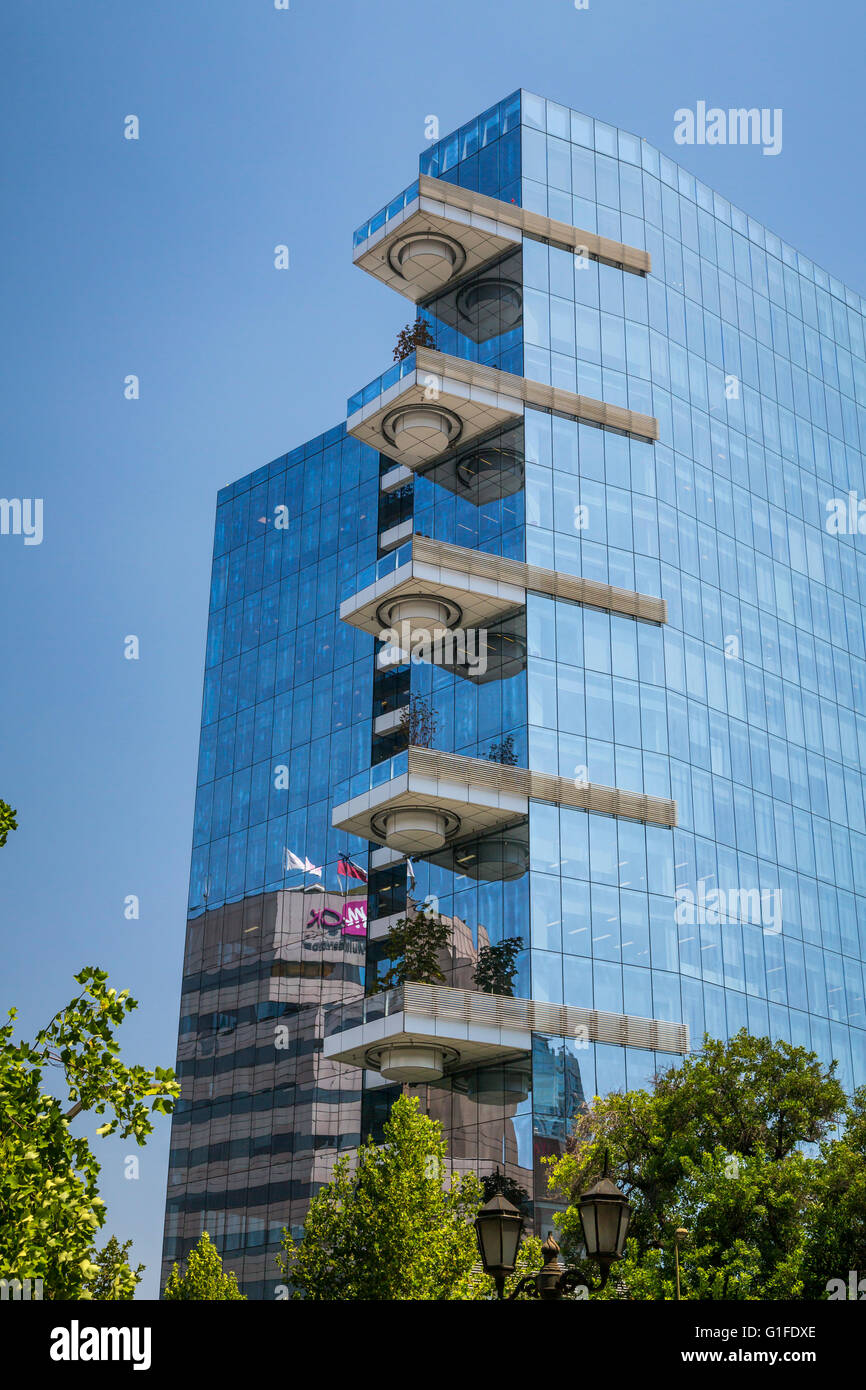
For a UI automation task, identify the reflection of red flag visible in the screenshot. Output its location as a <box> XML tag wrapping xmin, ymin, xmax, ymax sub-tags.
<box><xmin>338</xmin><ymin>857</ymin><xmax>367</xmax><ymax>883</ymax></box>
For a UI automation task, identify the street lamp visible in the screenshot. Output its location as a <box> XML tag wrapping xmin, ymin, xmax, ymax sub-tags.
<box><xmin>474</xmin><ymin>1192</ymin><xmax>524</xmax><ymax>1301</ymax></box>
<box><xmin>577</xmin><ymin>1153</ymin><xmax>633</xmax><ymax>1285</ymax></box>
<box><xmin>474</xmin><ymin>1152</ymin><xmax>631</xmax><ymax>1300</ymax></box>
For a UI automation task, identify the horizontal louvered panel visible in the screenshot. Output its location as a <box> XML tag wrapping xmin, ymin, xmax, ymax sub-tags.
<box><xmin>400</xmin><ymin>983</ymin><xmax>689</xmax><ymax>1055</ymax></box>
<box><xmin>417</xmin><ymin>174</ymin><xmax>652</xmax><ymax>276</ymax></box>
<box><xmin>413</xmin><ymin>347</ymin><xmax>659</xmax><ymax>443</ymax></box>
<box><xmin>406</xmin><ymin>746</ymin><xmax>677</xmax><ymax>828</ymax></box>
<box><xmin>411</xmin><ymin>535</ymin><xmax>667</xmax><ymax>624</ymax></box>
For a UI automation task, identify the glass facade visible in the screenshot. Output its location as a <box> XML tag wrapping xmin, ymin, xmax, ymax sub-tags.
<box><xmin>164</xmin><ymin>90</ymin><xmax>866</xmax><ymax>1292</ymax></box>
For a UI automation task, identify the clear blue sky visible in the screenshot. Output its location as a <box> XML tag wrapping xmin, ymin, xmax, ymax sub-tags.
<box><xmin>1</xmin><ymin>0</ymin><xmax>863</xmax><ymax>1299</ymax></box>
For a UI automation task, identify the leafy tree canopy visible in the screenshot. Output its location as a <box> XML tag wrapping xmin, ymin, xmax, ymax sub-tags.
<box><xmin>376</xmin><ymin>907</ymin><xmax>451</xmax><ymax>991</ymax></box>
<box><xmin>0</xmin><ymin>799</ymin><xmax>17</xmax><ymax>848</ymax></box>
<box><xmin>163</xmin><ymin>1230</ymin><xmax>246</xmax><ymax>1300</ymax></box>
<box><xmin>279</xmin><ymin>1094</ymin><xmax>487</xmax><ymax>1299</ymax></box>
<box><xmin>473</xmin><ymin>937</ymin><xmax>523</xmax><ymax>997</ymax></box>
<box><xmin>393</xmin><ymin>317</ymin><xmax>436</xmax><ymax>362</ymax></box>
<box><xmin>83</xmin><ymin>1234</ymin><xmax>144</xmax><ymax>1301</ymax></box>
<box><xmin>0</xmin><ymin>966</ymin><xmax>179</xmax><ymax>1299</ymax></box>
<box><xmin>546</xmin><ymin>1030</ymin><xmax>855</xmax><ymax>1301</ymax></box>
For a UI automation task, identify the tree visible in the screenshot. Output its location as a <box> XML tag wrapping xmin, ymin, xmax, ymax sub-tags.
<box><xmin>399</xmin><ymin>694</ymin><xmax>438</xmax><ymax>748</ymax></box>
<box><xmin>163</xmin><ymin>1230</ymin><xmax>246</xmax><ymax>1300</ymax></box>
<box><xmin>801</xmin><ymin>1085</ymin><xmax>866</xmax><ymax>1298</ymax></box>
<box><xmin>0</xmin><ymin>966</ymin><xmax>179</xmax><ymax>1299</ymax></box>
<box><xmin>473</xmin><ymin>937</ymin><xmax>523</xmax><ymax>996</ymax></box>
<box><xmin>589</xmin><ymin>1147</ymin><xmax>812</xmax><ymax>1301</ymax></box>
<box><xmin>277</xmin><ymin>1094</ymin><xmax>483</xmax><ymax>1299</ymax></box>
<box><xmin>375</xmin><ymin>905</ymin><xmax>451</xmax><ymax>990</ymax></box>
<box><xmin>393</xmin><ymin>316</ymin><xmax>436</xmax><ymax>362</ymax></box>
<box><xmin>487</xmin><ymin>734</ymin><xmax>518</xmax><ymax>766</ymax></box>
<box><xmin>481</xmin><ymin>1168</ymin><xmax>532</xmax><ymax>1214</ymax></box>
<box><xmin>545</xmin><ymin>1030</ymin><xmax>849</xmax><ymax>1300</ymax></box>
<box><xmin>84</xmin><ymin>1235</ymin><xmax>144</xmax><ymax>1301</ymax></box>
<box><xmin>0</xmin><ymin>799</ymin><xmax>17</xmax><ymax>848</ymax></box>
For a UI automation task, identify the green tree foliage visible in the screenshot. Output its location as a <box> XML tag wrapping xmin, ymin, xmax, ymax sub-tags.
<box><xmin>0</xmin><ymin>799</ymin><xmax>17</xmax><ymax>848</ymax></box>
<box><xmin>84</xmin><ymin>1235</ymin><xmax>144</xmax><ymax>1301</ymax></box>
<box><xmin>163</xmin><ymin>1230</ymin><xmax>246</xmax><ymax>1300</ymax></box>
<box><xmin>376</xmin><ymin>906</ymin><xmax>451</xmax><ymax>990</ymax></box>
<box><xmin>546</xmin><ymin>1031</ymin><xmax>851</xmax><ymax>1300</ymax></box>
<box><xmin>473</xmin><ymin>937</ymin><xmax>523</xmax><ymax>996</ymax></box>
<box><xmin>278</xmin><ymin>1094</ymin><xmax>484</xmax><ymax>1299</ymax></box>
<box><xmin>801</xmin><ymin>1086</ymin><xmax>866</xmax><ymax>1297</ymax></box>
<box><xmin>481</xmin><ymin>1168</ymin><xmax>532</xmax><ymax>1214</ymax></box>
<box><xmin>0</xmin><ymin>966</ymin><xmax>179</xmax><ymax>1299</ymax></box>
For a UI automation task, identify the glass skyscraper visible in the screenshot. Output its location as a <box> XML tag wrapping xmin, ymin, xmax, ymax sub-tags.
<box><xmin>162</xmin><ymin>89</ymin><xmax>866</xmax><ymax>1297</ymax></box>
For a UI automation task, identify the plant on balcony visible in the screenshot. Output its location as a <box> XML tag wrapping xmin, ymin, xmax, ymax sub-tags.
<box><xmin>375</xmin><ymin>905</ymin><xmax>451</xmax><ymax>991</ymax></box>
<box><xmin>487</xmin><ymin>733</ymin><xmax>518</xmax><ymax>766</ymax></box>
<box><xmin>399</xmin><ymin>694</ymin><xmax>438</xmax><ymax>749</ymax></box>
<box><xmin>473</xmin><ymin>936</ymin><xmax>524</xmax><ymax>997</ymax></box>
<box><xmin>0</xmin><ymin>798</ymin><xmax>17</xmax><ymax>847</ymax></box>
<box><xmin>393</xmin><ymin>316</ymin><xmax>436</xmax><ymax>362</ymax></box>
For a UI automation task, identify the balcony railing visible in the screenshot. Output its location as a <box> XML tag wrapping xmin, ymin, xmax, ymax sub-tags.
<box><xmin>353</xmin><ymin>179</ymin><xmax>420</xmax><ymax>250</ymax></box>
<box><xmin>324</xmin><ymin>982</ymin><xmax>690</xmax><ymax>1057</ymax></box>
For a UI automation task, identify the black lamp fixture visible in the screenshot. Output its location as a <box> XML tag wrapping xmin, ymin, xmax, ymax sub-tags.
<box><xmin>473</xmin><ymin>1192</ymin><xmax>524</xmax><ymax>1301</ymax></box>
<box><xmin>577</xmin><ymin>1150</ymin><xmax>633</xmax><ymax>1284</ymax></box>
<box><xmin>474</xmin><ymin>1152</ymin><xmax>631</xmax><ymax>1301</ymax></box>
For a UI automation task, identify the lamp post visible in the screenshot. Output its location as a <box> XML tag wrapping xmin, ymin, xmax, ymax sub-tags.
<box><xmin>474</xmin><ymin>1152</ymin><xmax>631</xmax><ymax>1301</ymax></box>
<box><xmin>674</xmin><ymin>1227</ymin><xmax>689</xmax><ymax>1302</ymax></box>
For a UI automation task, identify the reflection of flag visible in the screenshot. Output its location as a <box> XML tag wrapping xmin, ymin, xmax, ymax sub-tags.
<box><xmin>283</xmin><ymin>849</ymin><xmax>322</xmax><ymax>875</ymax></box>
<box><xmin>338</xmin><ymin>856</ymin><xmax>367</xmax><ymax>883</ymax></box>
<box><xmin>406</xmin><ymin>857</ymin><xmax>416</xmax><ymax>883</ymax></box>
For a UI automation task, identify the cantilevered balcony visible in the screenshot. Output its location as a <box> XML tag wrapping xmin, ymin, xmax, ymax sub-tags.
<box><xmin>331</xmin><ymin>745</ymin><xmax>677</xmax><ymax>858</ymax></box>
<box><xmin>347</xmin><ymin>348</ymin><xmax>658</xmax><ymax>470</ymax></box>
<box><xmin>352</xmin><ymin>173</ymin><xmax>651</xmax><ymax>302</ymax></box>
<box><xmin>341</xmin><ymin>535</ymin><xmax>524</xmax><ymax>649</ymax></box>
<box><xmin>323</xmin><ymin>982</ymin><xmax>689</xmax><ymax>1084</ymax></box>
<box><xmin>340</xmin><ymin>534</ymin><xmax>667</xmax><ymax>657</ymax></box>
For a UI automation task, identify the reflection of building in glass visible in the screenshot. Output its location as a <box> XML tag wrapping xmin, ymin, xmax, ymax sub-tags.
<box><xmin>165</xmin><ymin>90</ymin><xmax>866</xmax><ymax>1294</ymax></box>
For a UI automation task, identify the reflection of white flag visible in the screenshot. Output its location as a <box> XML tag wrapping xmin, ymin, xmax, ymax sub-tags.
<box><xmin>283</xmin><ymin>849</ymin><xmax>305</xmax><ymax>872</ymax></box>
<box><xmin>406</xmin><ymin>857</ymin><xmax>416</xmax><ymax>882</ymax></box>
<box><xmin>304</xmin><ymin>857</ymin><xmax>322</xmax><ymax>876</ymax></box>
